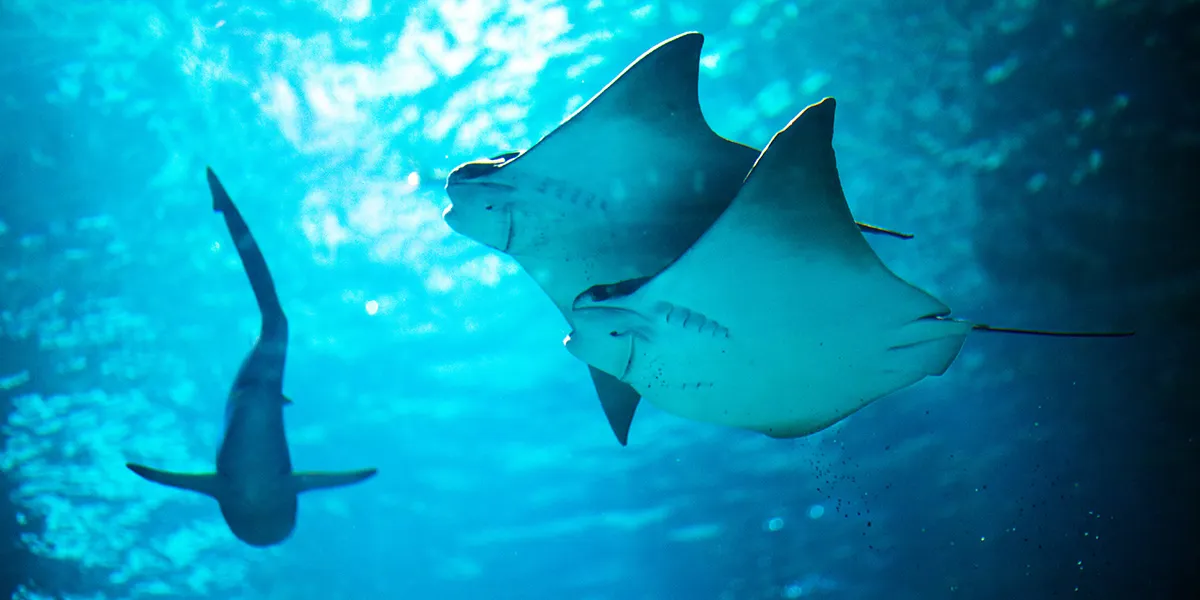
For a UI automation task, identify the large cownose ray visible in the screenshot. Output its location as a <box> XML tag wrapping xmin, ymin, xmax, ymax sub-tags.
<box><xmin>564</xmin><ymin>98</ymin><xmax>1133</xmax><ymax>439</ymax></box>
<box><xmin>442</xmin><ymin>32</ymin><xmax>911</xmax><ymax>445</ymax></box>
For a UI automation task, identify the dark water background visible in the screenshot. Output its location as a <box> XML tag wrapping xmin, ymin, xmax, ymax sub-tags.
<box><xmin>2</xmin><ymin>1</ymin><xmax>1197</xmax><ymax>599</ymax></box>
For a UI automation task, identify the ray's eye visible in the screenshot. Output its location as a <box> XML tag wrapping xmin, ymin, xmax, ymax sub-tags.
<box><xmin>609</xmin><ymin>331</ymin><xmax>619</xmax><ymax>337</ymax></box>
<box><xmin>485</xmin><ymin>205</ymin><xmax>494</xmax><ymax>211</ymax></box>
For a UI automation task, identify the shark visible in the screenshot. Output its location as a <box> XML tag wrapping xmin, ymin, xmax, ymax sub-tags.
<box><xmin>125</xmin><ymin>168</ymin><xmax>378</xmax><ymax>547</ymax></box>
<box><xmin>442</xmin><ymin>31</ymin><xmax>912</xmax><ymax>445</ymax></box>
<box><xmin>564</xmin><ymin>98</ymin><xmax>1133</xmax><ymax>439</ymax></box>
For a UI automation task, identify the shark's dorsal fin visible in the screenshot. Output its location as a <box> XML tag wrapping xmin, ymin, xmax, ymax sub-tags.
<box><xmin>126</xmin><ymin>463</ymin><xmax>222</xmax><ymax>498</ymax></box>
<box><xmin>292</xmin><ymin>469</ymin><xmax>378</xmax><ymax>494</ymax></box>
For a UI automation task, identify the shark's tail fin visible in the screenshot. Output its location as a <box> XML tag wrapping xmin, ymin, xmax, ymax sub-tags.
<box><xmin>292</xmin><ymin>468</ymin><xmax>378</xmax><ymax>494</ymax></box>
<box><xmin>205</xmin><ymin>166</ymin><xmax>287</xmax><ymax>343</ymax></box>
<box><xmin>126</xmin><ymin>463</ymin><xmax>222</xmax><ymax>498</ymax></box>
<box><xmin>206</xmin><ymin>166</ymin><xmax>236</xmax><ymax>213</ymax></box>
<box><xmin>970</xmin><ymin>323</ymin><xmax>1135</xmax><ymax>338</ymax></box>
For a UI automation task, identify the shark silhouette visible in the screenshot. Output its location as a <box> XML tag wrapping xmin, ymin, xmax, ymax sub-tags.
<box><xmin>125</xmin><ymin>168</ymin><xmax>377</xmax><ymax>547</ymax></box>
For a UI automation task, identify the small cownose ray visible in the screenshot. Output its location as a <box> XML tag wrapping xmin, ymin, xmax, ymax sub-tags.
<box><xmin>443</xmin><ymin>32</ymin><xmax>911</xmax><ymax>445</ymax></box>
<box><xmin>125</xmin><ymin>168</ymin><xmax>378</xmax><ymax>548</ymax></box>
<box><xmin>564</xmin><ymin>98</ymin><xmax>1133</xmax><ymax>439</ymax></box>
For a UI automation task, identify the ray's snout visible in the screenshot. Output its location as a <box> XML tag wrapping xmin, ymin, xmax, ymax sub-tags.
<box><xmin>564</xmin><ymin>313</ymin><xmax>635</xmax><ymax>380</ymax></box>
<box><xmin>442</xmin><ymin>201</ymin><xmax>513</xmax><ymax>252</ymax></box>
<box><xmin>442</xmin><ymin>202</ymin><xmax>464</xmax><ymax>230</ymax></box>
<box><xmin>443</xmin><ymin>153</ymin><xmax>522</xmax><ymax>252</ymax></box>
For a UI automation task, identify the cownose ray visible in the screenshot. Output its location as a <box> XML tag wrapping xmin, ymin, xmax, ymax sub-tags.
<box><xmin>125</xmin><ymin>168</ymin><xmax>378</xmax><ymax>548</ymax></box>
<box><xmin>563</xmin><ymin>98</ymin><xmax>1134</xmax><ymax>439</ymax></box>
<box><xmin>442</xmin><ymin>31</ymin><xmax>912</xmax><ymax>445</ymax></box>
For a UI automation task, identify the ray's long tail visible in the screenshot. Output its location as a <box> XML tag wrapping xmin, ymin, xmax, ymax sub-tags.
<box><xmin>970</xmin><ymin>323</ymin><xmax>1135</xmax><ymax>338</ymax></box>
<box><xmin>205</xmin><ymin>167</ymin><xmax>287</xmax><ymax>340</ymax></box>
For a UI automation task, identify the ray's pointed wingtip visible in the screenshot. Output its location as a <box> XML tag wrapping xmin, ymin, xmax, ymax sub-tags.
<box><xmin>666</xmin><ymin>30</ymin><xmax>704</xmax><ymax>44</ymax></box>
<box><xmin>759</xmin><ymin>97</ymin><xmax>839</xmax><ymax>162</ymax></box>
<box><xmin>777</xmin><ymin>96</ymin><xmax>839</xmax><ymax>143</ymax></box>
<box><xmin>653</xmin><ymin>30</ymin><xmax>705</xmax><ymax>57</ymax></box>
<box><xmin>811</xmin><ymin>96</ymin><xmax>837</xmax><ymax>121</ymax></box>
<box><xmin>799</xmin><ymin>96</ymin><xmax>836</xmax><ymax>116</ymax></box>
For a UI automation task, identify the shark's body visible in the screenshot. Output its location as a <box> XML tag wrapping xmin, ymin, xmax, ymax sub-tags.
<box><xmin>126</xmin><ymin>168</ymin><xmax>377</xmax><ymax>548</ymax></box>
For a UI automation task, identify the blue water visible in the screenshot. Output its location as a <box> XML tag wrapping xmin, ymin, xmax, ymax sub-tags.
<box><xmin>2</xmin><ymin>1</ymin><xmax>1194</xmax><ymax>599</ymax></box>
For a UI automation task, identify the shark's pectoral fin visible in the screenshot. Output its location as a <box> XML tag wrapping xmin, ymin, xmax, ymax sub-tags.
<box><xmin>126</xmin><ymin>463</ymin><xmax>222</xmax><ymax>498</ymax></box>
<box><xmin>292</xmin><ymin>468</ymin><xmax>378</xmax><ymax>494</ymax></box>
<box><xmin>588</xmin><ymin>366</ymin><xmax>640</xmax><ymax>446</ymax></box>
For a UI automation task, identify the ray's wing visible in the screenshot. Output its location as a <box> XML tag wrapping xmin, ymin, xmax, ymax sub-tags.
<box><xmin>578</xmin><ymin>98</ymin><xmax>947</xmax><ymax>323</ymax></box>
<box><xmin>572</xmin><ymin>98</ymin><xmax>972</xmax><ymax>429</ymax></box>
<box><xmin>502</xmin><ymin>32</ymin><xmax>758</xmax><ymax>184</ymax></box>
<box><xmin>492</xmin><ymin>32</ymin><xmax>911</xmax><ymax>244</ymax></box>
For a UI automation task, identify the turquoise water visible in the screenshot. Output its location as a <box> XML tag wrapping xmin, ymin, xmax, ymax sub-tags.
<box><xmin>2</xmin><ymin>1</ymin><xmax>1192</xmax><ymax>599</ymax></box>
